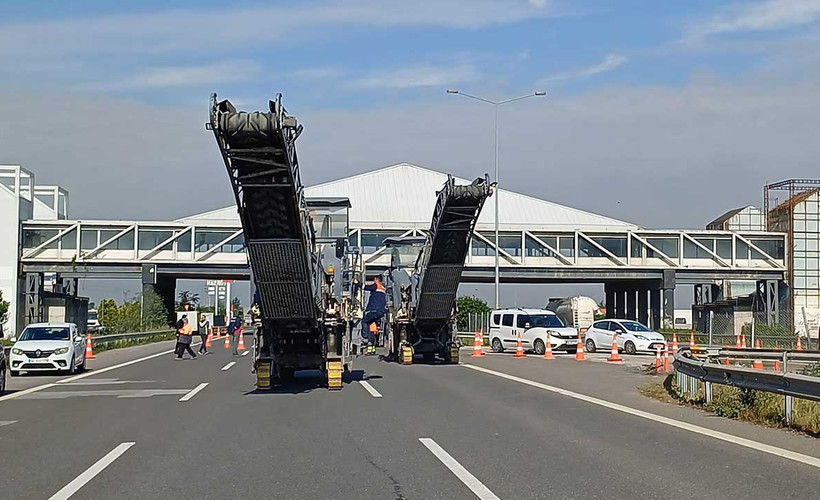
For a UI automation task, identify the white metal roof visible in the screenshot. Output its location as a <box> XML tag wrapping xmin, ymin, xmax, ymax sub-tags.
<box><xmin>178</xmin><ymin>163</ymin><xmax>638</xmax><ymax>231</ymax></box>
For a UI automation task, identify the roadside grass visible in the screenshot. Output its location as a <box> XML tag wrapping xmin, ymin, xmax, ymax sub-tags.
<box><xmin>638</xmin><ymin>377</ymin><xmax>820</xmax><ymax>437</ymax></box>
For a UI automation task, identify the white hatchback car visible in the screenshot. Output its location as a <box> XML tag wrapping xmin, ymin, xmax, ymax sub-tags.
<box><xmin>583</xmin><ymin>319</ymin><xmax>666</xmax><ymax>355</ymax></box>
<box><xmin>9</xmin><ymin>323</ymin><xmax>86</xmax><ymax>376</ymax></box>
<box><xmin>489</xmin><ymin>308</ymin><xmax>579</xmax><ymax>355</ymax></box>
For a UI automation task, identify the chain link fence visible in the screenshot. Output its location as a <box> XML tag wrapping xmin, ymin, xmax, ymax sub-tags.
<box><xmin>691</xmin><ymin>303</ymin><xmax>818</xmax><ymax>349</ymax></box>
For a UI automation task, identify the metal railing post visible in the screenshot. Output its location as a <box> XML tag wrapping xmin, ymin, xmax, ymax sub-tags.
<box><xmin>705</xmin><ymin>381</ymin><xmax>712</xmax><ymax>403</ymax></box>
<box><xmin>785</xmin><ymin>395</ymin><xmax>794</xmax><ymax>426</ymax></box>
<box><xmin>708</xmin><ymin>310</ymin><xmax>713</xmax><ymax>346</ymax></box>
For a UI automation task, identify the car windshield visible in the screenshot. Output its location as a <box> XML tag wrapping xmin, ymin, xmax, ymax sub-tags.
<box><xmin>19</xmin><ymin>326</ymin><xmax>71</xmax><ymax>341</ymax></box>
<box><xmin>88</xmin><ymin>311</ymin><xmax>98</xmax><ymax>321</ymax></box>
<box><xmin>620</xmin><ymin>321</ymin><xmax>651</xmax><ymax>332</ymax></box>
<box><xmin>526</xmin><ymin>315</ymin><xmax>565</xmax><ymax>328</ymax></box>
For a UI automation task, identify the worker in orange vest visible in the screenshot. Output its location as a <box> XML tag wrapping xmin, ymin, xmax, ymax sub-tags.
<box><xmin>175</xmin><ymin>317</ymin><xmax>197</xmax><ymax>360</ymax></box>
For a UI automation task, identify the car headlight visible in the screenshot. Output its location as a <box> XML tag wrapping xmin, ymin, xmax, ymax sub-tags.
<box><xmin>12</xmin><ymin>348</ymin><xmax>24</xmax><ymax>355</ymax></box>
<box><xmin>634</xmin><ymin>335</ymin><xmax>648</xmax><ymax>341</ymax></box>
<box><xmin>54</xmin><ymin>347</ymin><xmax>70</xmax><ymax>355</ymax></box>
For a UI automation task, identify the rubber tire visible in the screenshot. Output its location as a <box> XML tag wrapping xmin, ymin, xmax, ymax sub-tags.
<box><xmin>68</xmin><ymin>356</ymin><xmax>76</xmax><ymax>375</ymax></box>
<box><xmin>585</xmin><ymin>338</ymin><xmax>597</xmax><ymax>353</ymax></box>
<box><xmin>10</xmin><ymin>370</ymin><xmax>19</xmax><ymax>377</ymax></box>
<box><xmin>491</xmin><ymin>338</ymin><xmax>504</xmax><ymax>353</ymax></box>
<box><xmin>80</xmin><ymin>357</ymin><xmax>87</xmax><ymax>373</ymax></box>
<box><xmin>533</xmin><ymin>339</ymin><xmax>545</xmax><ymax>355</ymax></box>
<box><xmin>624</xmin><ymin>341</ymin><xmax>637</xmax><ymax>355</ymax></box>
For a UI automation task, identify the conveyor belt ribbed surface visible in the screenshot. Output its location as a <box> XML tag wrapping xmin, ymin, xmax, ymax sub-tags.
<box><xmin>210</xmin><ymin>95</ymin><xmax>318</xmax><ymax>323</ymax></box>
<box><xmin>415</xmin><ymin>176</ymin><xmax>490</xmax><ymax>324</ymax></box>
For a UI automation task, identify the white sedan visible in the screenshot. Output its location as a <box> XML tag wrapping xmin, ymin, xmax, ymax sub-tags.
<box><xmin>9</xmin><ymin>323</ymin><xmax>86</xmax><ymax>376</ymax></box>
<box><xmin>584</xmin><ymin>319</ymin><xmax>666</xmax><ymax>355</ymax></box>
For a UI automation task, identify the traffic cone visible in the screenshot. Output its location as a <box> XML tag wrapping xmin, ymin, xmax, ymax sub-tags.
<box><xmin>224</xmin><ymin>331</ymin><xmax>231</xmax><ymax>349</ymax></box>
<box><xmin>724</xmin><ymin>356</ymin><xmax>731</xmax><ymax>366</ymax></box>
<box><xmin>84</xmin><ymin>333</ymin><xmax>96</xmax><ymax>360</ymax></box>
<box><xmin>205</xmin><ymin>329</ymin><xmax>213</xmax><ymax>348</ymax></box>
<box><xmin>689</xmin><ymin>331</ymin><xmax>696</xmax><ymax>349</ymax></box>
<box><xmin>741</xmin><ymin>334</ymin><xmax>747</xmax><ymax>349</ymax></box>
<box><xmin>752</xmin><ymin>357</ymin><xmax>763</xmax><ymax>370</ymax></box>
<box><xmin>755</xmin><ymin>339</ymin><xmax>762</xmax><ymax>349</ymax></box>
<box><xmin>774</xmin><ymin>359</ymin><xmax>781</xmax><ymax>371</ymax></box>
<box><xmin>237</xmin><ymin>328</ymin><xmax>246</xmax><ymax>351</ymax></box>
<box><xmin>514</xmin><ymin>331</ymin><xmax>526</xmax><ymax>358</ymax></box>
<box><xmin>671</xmin><ymin>333</ymin><xmax>678</xmax><ymax>355</ymax></box>
<box><xmin>655</xmin><ymin>346</ymin><xmax>662</xmax><ymax>371</ymax></box>
<box><xmin>735</xmin><ymin>333</ymin><xmax>741</xmax><ymax>349</ymax></box>
<box><xmin>607</xmin><ymin>333</ymin><xmax>623</xmax><ymax>363</ymax></box>
<box><xmin>796</xmin><ymin>336</ymin><xmax>803</xmax><ymax>351</ymax></box>
<box><xmin>663</xmin><ymin>346</ymin><xmax>670</xmax><ymax>373</ymax></box>
<box><xmin>575</xmin><ymin>333</ymin><xmax>586</xmax><ymax>361</ymax></box>
<box><xmin>471</xmin><ymin>330</ymin><xmax>485</xmax><ymax>357</ymax></box>
<box><xmin>543</xmin><ymin>332</ymin><xmax>555</xmax><ymax>360</ymax></box>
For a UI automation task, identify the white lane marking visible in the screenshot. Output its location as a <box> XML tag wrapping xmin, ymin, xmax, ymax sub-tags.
<box><xmin>419</xmin><ymin>438</ymin><xmax>500</xmax><ymax>500</ymax></box>
<box><xmin>21</xmin><ymin>389</ymin><xmax>190</xmax><ymax>400</ymax></box>
<box><xmin>241</xmin><ymin>350</ymin><xmax>250</xmax><ymax>357</ymax></box>
<box><xmin>359</xmin><ymin>380</ymin><xmax>383</xmax><ymax>398</ymax></box>
<box><xmin>0</xmin><ymin>383</ymin><xmax>58</xmax><ymax>403</ymax></box>
<box><xmin>221</xmin><ymin>362</ymin><xmax>236</xmax><ymax>371</ymax></box>
<box><xmin>0</xmin><ymin>420</ymin><xmax>18</xmax><ymax>427</ymax></box>
<box><xmin>49</xmin><ymin>442</ymin><xmax>135</xmax><ymax>500</ymax></box>
<box><xmin>462</xmin><ymin>363</ymin><xmax>820</xmax><ymax>470</ymax></box>
<box><xmin>179</xmin><ymin>383</ymin><xmax>209</xmax><ymax>402</ymax></box>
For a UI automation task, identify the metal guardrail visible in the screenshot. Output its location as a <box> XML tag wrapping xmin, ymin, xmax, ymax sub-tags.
<box><xmin>89</xmin><ymin>330</ymin><xmax>175</xmax><ymax>346</ymax></box>
<box><xmin>673</xmin><ymin>347</ymin><xmax>820</xmax><ymax>423</ymax></box>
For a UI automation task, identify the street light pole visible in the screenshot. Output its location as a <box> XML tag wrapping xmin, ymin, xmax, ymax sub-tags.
<box><xmin>446</xmin><ymin>89</ymin><xmax>547</xmax><ymax>308</ymax></box>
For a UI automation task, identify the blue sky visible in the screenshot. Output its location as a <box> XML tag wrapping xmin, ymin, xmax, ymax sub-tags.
<box><xmin>2</xmin><ymin>0</ymin><xmax>820</xmax><ymax>229</ymax></box>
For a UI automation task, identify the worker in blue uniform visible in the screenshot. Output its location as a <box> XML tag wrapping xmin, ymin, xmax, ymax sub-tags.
<box><xmin>360</xmin><ymin>275</ymin><xmax>387</xmax><ymax>355</ymax></box>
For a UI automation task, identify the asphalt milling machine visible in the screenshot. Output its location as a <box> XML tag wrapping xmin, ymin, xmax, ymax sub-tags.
<box><xmin>208</xmin><ymin>93</ymin><xmax>364</xmax><ymax>390</ymax></box>
<box><xmin>382</xmin><ymin>174</ymin><xmax>491</xmax><ymax>365</ymax></box>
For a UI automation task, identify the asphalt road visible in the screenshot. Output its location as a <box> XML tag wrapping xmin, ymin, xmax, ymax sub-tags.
<box><xmin>2</xmin><ymin>341</ymin><xmax>819</xmax><ymax>499</ymax></box>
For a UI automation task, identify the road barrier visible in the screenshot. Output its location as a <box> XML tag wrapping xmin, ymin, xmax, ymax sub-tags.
<box><xmin>673</xmin><ymin>347</ymin><xmax>820</xmax><ymax>424</ymax></box>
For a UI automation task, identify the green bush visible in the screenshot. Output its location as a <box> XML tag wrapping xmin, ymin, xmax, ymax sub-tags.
<box><xmin>98</xmin><ymin>289</ymin><xmax>169</xmax><ymax>334</ymax></box>
<box><xmin>456</xmin><ymin>295</ymin><xmax>491</xmax><ymax>331</ymax></box>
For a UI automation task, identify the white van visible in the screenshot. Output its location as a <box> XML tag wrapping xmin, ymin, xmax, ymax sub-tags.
<box><xmin>488</xmin><ymin>308</ymin><xmax>579</xmax><ymax>355</ymax></box>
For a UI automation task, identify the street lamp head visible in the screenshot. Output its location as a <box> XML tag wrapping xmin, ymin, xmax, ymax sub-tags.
<box><xmin>534</xmin><ymin>91</ymin><xmax>547</xmax><ymax>96</ymax></box>
<box><xmin>446</xmin><ymin>89</ymin><xmax>459</xmax><ymax>94</ymax></box>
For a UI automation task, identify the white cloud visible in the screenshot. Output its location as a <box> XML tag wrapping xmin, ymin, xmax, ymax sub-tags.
<box><xmin>354</xmin><ymin>64</ymin><xmax>478</xmax><ymax>89</ymax></box>
<box><xmin>686</xmin><ymin>0</ymin><xmax>820</xmax><ymax>40</ymax></box>
<box><xmin>79</xmin><ymin>61</ymin><xmax>261</xmax><ymax>91</ymax></box>
<box><xmin>0</xmin><ymin>1</ymin><xmax>556</xmax><ymax>59</ymax></box>
<box><xmin>539</xmin><ymin>54</ymin><xmax>628</xmax><ymax>83</ymax></box>
<box><xmin>288</xmin><ymin>67</ymin><xmax>346</xmax><ymax>81</ymax></box>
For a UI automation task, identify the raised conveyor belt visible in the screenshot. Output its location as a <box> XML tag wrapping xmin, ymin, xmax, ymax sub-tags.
<box><xmin>209</xmin><ymin>95</ymin><xmax>318</xmax><ymax>323</ymax></box>
<box><xmin>414</xmin><ymin>175</ymin><xmax>491</xmax><ymax>330</ymax></box>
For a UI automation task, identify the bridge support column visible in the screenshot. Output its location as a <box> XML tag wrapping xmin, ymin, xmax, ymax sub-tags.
<box><xmin>662</xmin><ymin>270</ymin><xmax>676</xmax><ymax>330</ymax></box>
<box><xmin>24</xmin><ymin>272</ymin><xmax>44</xmax><ymax>327</ymax></box>
<box><xmin>649</xmin><ymin>289</ymin><xmax>661</xmax><ymax>331</ymax></box>
<box><xmin>637</xmin><ymin>289</ymin><xmax>649</xmax><ymax>326</ymax></box>
<box><xmin>626</xmin><ymin>289</ymin><xmax>638</xmax><ymax>321</ymax></box>
<box><xmin>605</xmin><ymin>285</ymin><xmax>616</xmax><ymax>319</ymax></box>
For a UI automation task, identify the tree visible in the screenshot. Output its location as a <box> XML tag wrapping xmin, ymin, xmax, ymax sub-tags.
<box><xmin>230</xmin><ymin>297</ymin><xmax>244</xmax><ymax>318</ymax></box>
<box><xmin>176</xmin><ymin>290</ymin><xmax>200</xmax><ymax>311</ymax></box>
<box><xmin>0</xmin><ymin>290</ymin><xmax>9</xmax><ymax>327</ymax></box>
<box><xmin>142</xmin><ymin>288</ymin><xmax>170</xmax><ymax>329</ymax></box>
<box><xmin>456</xmin><ymin>295</ymin><xmax>491</xmax><ymax>331</ymax></box>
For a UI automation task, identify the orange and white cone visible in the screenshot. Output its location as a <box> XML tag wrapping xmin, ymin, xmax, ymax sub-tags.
<box><xmin>237</xmin><ymin>328</ymin><xmax>246</xmax><ymax>351</ymax></box>
<box><xmin>607</xmin><ymin>333</ymin><xmax>623</xmax><ymax>363</ymax></box>
<box><xmin>205</xmin><ymin>329</ymin><xmax>213</xmax><ymax>348</ymax></box>
<box><xmin>724</xmin><ymin>356</ymin><xmax>731</xmax><ymax>366</ymax></box>
<box><xmin>671</xmin><ymin>333</ymin><xmax>678</xmax><ymax>355</ymax></box>
<box><xmin>514</xmin><ymin>331</ymin><xmax>526</xmax><ymax>358</ymax></box>
<box><xmin>543</xmin><ymin>332</ymin><xmax>555</xmax><ymax>360</ymax></box>
<box><xmin>655</xmin><ymin>345</ymin><xmax>662</xmax><ymax>371</ymax></box>
<box><xmin>689</xmin><ymin>331</ymin><xmax>696</xmax><ymax>349</ymax></box>
<box><xmin>741</xmin><ymin>334</ymin><xmax>747</xmax><ymax>349</ymax></box>
<box><xmin>796</xmin><ymin>336</ymin><xmax>804</xmax><ymax>351</ymax></box>
<box><xmin>471</xmin><ymin>331</ymin><xmax>485</xmax><ymax>357</ymax></box>
<box><xmin>84</xmin><ymin>333</ymin><xmax>96</xmax><ymax>360</ymax></box>
<box><xmin>663</xmin><ymin>346</ymin><xmax>670</xmax><ymax>373</ymax></box>
<box><xmin>735</xmin><ymin>333</ymin><xmax>741</xmax><ymax>349</ymax></box>
<box><xmin>774</xmin><ymin>359</ymin><xmax>781</xmax><ymax>371</ymax></box>
<box><xmin>224</xmin><ymin>331</ymin><xmax>231</xmax><ymax>349</ymax></box>
<box><xmin>575</xmin><ymin>333</ymin><xmax>587</xmax><ymax>361</ymax></box>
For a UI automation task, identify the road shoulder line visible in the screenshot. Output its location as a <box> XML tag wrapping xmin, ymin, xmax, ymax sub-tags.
<box><xmin>179</xmin><ymin>383</ymin><xmax>209</xmax><ymax>402</ymax></box>
<box><xmin>359</xmin><ymin>380</ymin><xmax>383</xmax><ymax>398</ymax></box>
<box><xmin>221</xmin><ymin>361</ymin><xmax>236</xmax><ymax>371</ymax></box>
<box><xmin>462</xmin><ymin>363</ymin><xmax>820</xmax><ymax>470</ymax></box>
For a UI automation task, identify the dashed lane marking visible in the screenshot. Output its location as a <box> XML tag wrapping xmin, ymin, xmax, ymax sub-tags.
<box><xmin>179</xmin><ymin>383</ymin><xmax>209</xmax><ymax>402</ymax></box>
<box><xmin>419</xmin><ymin>438</ymin><xmax>500</xmax><ymax>500</ymax></box>
<box><xmin>241</xmin><ymin>350</ymin><xmax>250</xmax><ymax>357</ymax></box>
<box><xmin>221</xmin><ymin>362</ymin><xmax>236</xmax><ymax>371</ymax></box>
<box><xmin>49</xmin><ymin>442</ymin><xmax>135</xmax><ymax>500</ymax></box>
<box><xmin>0</xmin><ymin>420</ymin><xmax>18</xmax><ymax>427</ymax></box>
<box><xmin>359</xmin><ymin>380</ymin><xmax>383</xmax><ymax>398</ymax></box>
<box><xmin>462</xmin><ymin>363</ymin><xmax>820</xmax><ymax>470</ymax></box>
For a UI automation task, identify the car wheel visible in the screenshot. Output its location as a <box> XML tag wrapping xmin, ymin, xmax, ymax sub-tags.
<box><xmin>491</xmin><ymin>338</ymin><xmax>504</xmax><ymax>353</ymax></box>
<box><xmin>533</xmin><ymin>339</ymin><xmax>545</xmax><ymax>355</ymax></box>
<box><xmin>68</xmin><ymin>356</ymin><xmax>76</xmax><ymax>375</ymax></box>
<box><xmin>585</xmin><ymin>338</ymin><xmax>597</xmax><ymax>353</ymax></box>
<box><xmin>624</xmin><ymin>341</ymin><xmax>637</xmax><ymax>355</ymax></box>
<box><xmin>0</xmin><ymin>367</ymin><xmax>5</xmax><ymax>394</ymax></box>
<box><xmin>81</xmin><ymin>357</ymin><xmax>87</xmax><ymax>373</ymax></box>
